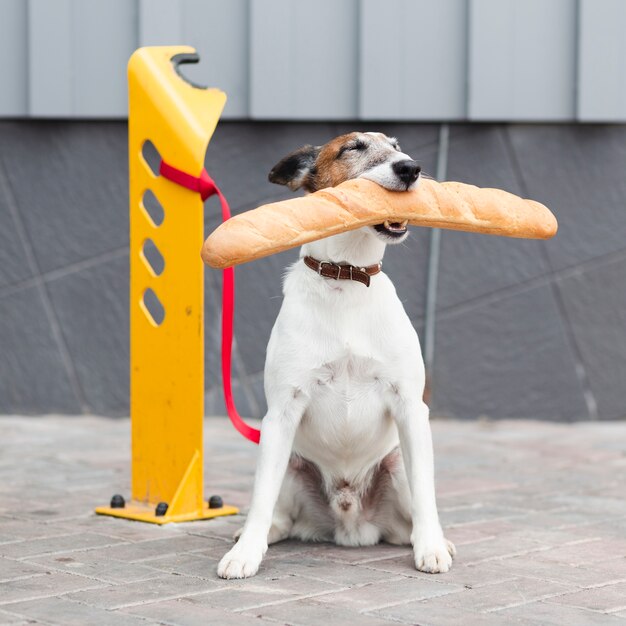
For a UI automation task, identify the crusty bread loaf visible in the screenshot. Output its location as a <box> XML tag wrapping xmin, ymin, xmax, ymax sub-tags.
<box><xmin>202</xmin><ymin>177</ymin><xmax>557</xmax><ymax>269</ymax></box>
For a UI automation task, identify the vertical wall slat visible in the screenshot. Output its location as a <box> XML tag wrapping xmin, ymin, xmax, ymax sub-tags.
<box><xmin>360</xmin><ymin>0</ymin><xmax>467</xmax><ymax>120</ymax></box>
<box><xmin>72</xmin><ymin>0</ymin><xmax>137</xmax><ymax>117</ymax></box>
<box><xmin>181</xmin><ymin>0</ymin><xmax>249</xmax><ymax>118</ymax></box>
<box><xmin>578</xmin><ymin>0</ymin><xmax>626</xmax><ymax>121</ymax></box>
<box><xmin>250</xmin><ymin>0</ymin><xmax>358</xmax><ymax>119</ymax></box>
<box><xmin>28</xmin><ymin>0</ymin><xmax>73</xmax><ymax>117</ymax></box>
<box><xmin>0</xmin><ymin>0</ymin><xmax>28</xmax><ymax>116</ymax></box>
<box><xmin>468</xmin><ymin>0</ymin><xmax>577</xmax><ymax>121</ymax></box>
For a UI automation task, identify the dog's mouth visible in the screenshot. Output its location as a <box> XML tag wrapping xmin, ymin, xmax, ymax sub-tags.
<box><xmin>373</xmin><ymin>219</ymin><xmax>409</xmax><ymax>239</ymax></box>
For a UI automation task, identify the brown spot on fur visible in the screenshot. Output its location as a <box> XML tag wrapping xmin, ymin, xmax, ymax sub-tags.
<box><xmin>361</xmin><ymin>447</ymin><xmax>400</xmax><ymax>513</ymax></box>
<box><xmin>289</xmin><ymin>455</ymin><xmax>327</xmax><ymax>505</ymax></box>
<box><xmin>307</xmin><ymin>133</ymin><xmax>359</xmax><ymax>191</ymax></box>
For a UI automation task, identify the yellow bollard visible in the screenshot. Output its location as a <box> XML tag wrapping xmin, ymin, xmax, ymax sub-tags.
<box><xmin>96</xmin><ymin>46</ymin><xmax>238</xmax><ymax>524</ymax></box>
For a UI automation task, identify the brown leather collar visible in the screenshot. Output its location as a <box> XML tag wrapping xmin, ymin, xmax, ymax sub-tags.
<box><xmin>303</xmin><ymin>255</ymin><xmax>382</xmax><ymax>287</ymax></box>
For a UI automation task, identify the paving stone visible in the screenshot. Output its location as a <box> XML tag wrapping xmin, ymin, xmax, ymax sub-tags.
<box><xmin>417</xmin><ymin>577</ymin><xmax>574</xmax><ymax>613</ymax></box>
<box><xmin>499</xmin><ymin>600</ymin><xmax>626</xmax><ymax>625</ymax></box>
<box><xmin>312</xmin><ymin>576</ymin><xmax>463</xmax><ymax>612</ymax></box>
<box><xmin>138</xmin><ymin>552</ymin><xmax>223</xmax><ymax>580</ymax></box>
<box><xmin>306</xmin><ymin>542</ymin><xmax>412</xmax><ymax>565</ymax></box>
<box><xmin>544</xmin><ymin>582</ymin><xmax>626</xmax><ymax>613</ymax></box>
<box><xmin>122</xmin><ymin>596</ymin><xmax>272</xmax><ymax>626</ymax></box>
<box><xmin>368</xmin><ymin>602</ymin><xmax>531</xmax><ymax>625</ymax></box>
<box><xmin>243</xmin><ymin>597</ymin><xmax>399</xmax><ymax>626</ymax></box>
<box><xmin>0</xmin><ymin>609</ymin><xmax>32</xmax><ymax>624</ymax></box>
<box><xmin>264</xmin><ymin>555</ymin><xmax>399</xmax><ymax>586</ymax></box>
<box><xmin>0</xmin><ymin>520</ymin><xmax>75</xmax><ymax>545</ymax></box>
<box><xmin>0</xmin><ymin>571</ymin><xmax>105</xmax><ymax>606</ymax></box>
<box><xmin>65</xmin><ymin>514</ymin><xmax>174</xmax><ymax>543</ymax></box>
<box><xmin>174</xmin><ymin>587</ymin><xmax>299</xmax><ymax>613</ymax></box>
<box><xmin>3</xmin><ymin>416</ymin><xmax>626</xmax><ymax>624</ymax></box>
<box><xmin>84</xmin><ymin>534</ymin><xmax>217</xmax><ymax>563</ymax></box>
<box><xmin>440</xmin><ymin>504</ymin><xmax>525</xmax><ymax>528</ymax></box>
<box><xmin>476</xmin><ymin>555</ymin><xmax>625</xmax><ymax>589</ymax></box>
<box><xmin>26</xmin><ymin>552</ymin><xmax>159</xmax><ymax>584</ymax></box>
<box><xmin>363</xmin><ymin>555</ymin><xmax>517</xmax><ymax>590</ymax></box>
<box><xmin>0</xmin><ymin>533</ymin><xmax>126</xmax><ymax>560</ymax></box>
<box><xmin>65</xmin><ymin>575</ymin><xmax>214</xmax><ymax>610</ymax></box>
<box><xmin>5</xmin><ymin>596</ymin><xmax>149</xmax><ymax>626</ymax></box>
<box><xmin>534</xmin><ymin>539</ymin><xmax>626</xmax><ymax>567</ymax></box>
<box><xmin>0</xmin><ymin>558</ymin><xmax>49</xmax><ymax>583</ymax></box>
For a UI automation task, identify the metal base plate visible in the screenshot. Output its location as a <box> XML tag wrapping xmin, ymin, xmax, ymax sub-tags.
<box><xmin>95</xmin><ymin>502</ymin><xmax>239</xmax><ymax>525</ymax></box>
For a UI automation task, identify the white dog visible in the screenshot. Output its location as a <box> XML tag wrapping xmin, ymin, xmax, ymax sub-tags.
<box><xmin>218</xmin><ymin>132</ymin><xmax>455</xmax><ymax>579</ymax></box>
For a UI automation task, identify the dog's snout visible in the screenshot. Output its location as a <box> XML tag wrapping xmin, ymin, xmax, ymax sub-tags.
<box><xmin>392</xmin><ymin>160</ymin><xmax>421</xmax><ymax>186</ymax></box>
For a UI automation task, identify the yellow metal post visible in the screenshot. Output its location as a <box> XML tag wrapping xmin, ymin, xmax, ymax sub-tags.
<box><xmin>96</xmin><ymin>46</ymin><xmax>238</xmax><ymax>524</ymax></box>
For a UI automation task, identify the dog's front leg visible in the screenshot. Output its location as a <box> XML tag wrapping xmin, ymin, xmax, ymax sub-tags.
<box><xmin>395</xmin><ymin>396</ymin><xmax>455</xmax><ymax>574</ymax></box>
<box><xmin>217</xmin><ymin>392</ymin><xmax>305</xmax><ymax>579</ymax></box>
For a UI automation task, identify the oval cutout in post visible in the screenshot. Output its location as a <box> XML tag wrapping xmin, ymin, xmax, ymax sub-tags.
<box><xmin>141</xmin><ymin>189</ymin><xmax>165</xmax><ymax>226</ymax></box>
<box><xmin>141</xmin><ymin>288</ymin><xmax>165</xmax><ymax>326</ymax></box>
<box><xmin>141</xmin><ymin>239</ymin><xmax>165</xmax><ymax>276</ymax></box>
<box><xmin>141</xmin><ymin>140</ymin><xmax>161</xmax><ymax>176</ymax></box>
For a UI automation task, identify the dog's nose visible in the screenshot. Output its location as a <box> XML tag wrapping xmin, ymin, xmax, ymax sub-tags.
<box><xmin>392</xmin><ymin>160</ymin><xmax>421</xmax><ymax>186</ymax></box>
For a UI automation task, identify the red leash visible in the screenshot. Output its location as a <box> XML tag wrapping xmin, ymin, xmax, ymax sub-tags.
<box><xmin>159</xmin><ymin>160</ymin><xmax>261</xmax><ymax>444</ymax></box>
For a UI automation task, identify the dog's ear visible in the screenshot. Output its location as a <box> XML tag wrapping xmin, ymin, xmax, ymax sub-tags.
<box><xmin>268</xmin><ymin>145</ymin><xmax>320</xmax><ymax>191</ymax></box>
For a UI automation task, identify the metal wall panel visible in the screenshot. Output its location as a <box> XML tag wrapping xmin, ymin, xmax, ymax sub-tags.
<box><xmin>249</xmin><ymin>0</ymin><xmax>359</xmax><ymax>119</ymax></box>
<box><xmin>72</xmin><ymin>0</ymin><xmax>137</xmax><ymax>117</ymax></box>
<box><xmin>28</xmin><ymin>0</ymin><xmax>73</xmax><ymax>117</ymax></box>
<box><xmin>578</xmin><ymin>0</ymin><xmax>626</xmax><ymax>121</ymax></box>
<box><xmin>181</xmin><ymin>0</ymin><xmax>249</xmax><ymax>118</ymax></box>
<box><xmin>1</xmin><ymin>0</ymin><xmax>625</xmax><ymax>121</ymax></box>
<box><xmin>0</xmin><ymin>0</ymin><xmax>28</xmax><ymax>116</ymax></box>
<box><xmin>360</xmin><ymin>0</ymin><xmax>467</xmax><ymax>120</ymax></box>
<box><xmin>29</xmin><ymin>0</ymin><xmax>136</xmax><ymax>117</ymax></box>
<box><xmin>468</xmin><ymin>0</ymin><xmax>577</xmax><ymax>120</ymax></box>
<box><xmin>139</xmin><ymin>0</ymin><xmax>184</xmax><ymax>45</ymax></box>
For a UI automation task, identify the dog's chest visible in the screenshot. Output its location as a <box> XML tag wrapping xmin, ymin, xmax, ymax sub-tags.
<box><xmin>294</xmin><ymin>349</ymin><xmax>398</xmax><ymax>469</ymax></box>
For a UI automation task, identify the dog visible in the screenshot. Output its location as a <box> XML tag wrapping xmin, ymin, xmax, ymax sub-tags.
<box><xmin>217</xmin><ymin>132</ymin><xmax>455</xmax><ymax>579</ymax></box>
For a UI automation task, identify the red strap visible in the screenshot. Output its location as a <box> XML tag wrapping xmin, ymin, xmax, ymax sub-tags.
<box><xmin>159</xmin><ymin>160</ymin><xmax>261</xmax><ymax>444</ymax></box>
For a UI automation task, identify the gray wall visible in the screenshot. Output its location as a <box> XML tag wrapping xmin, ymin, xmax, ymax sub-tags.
<box><xmin>1</xmin><ymin>121</ymin><xmax>625</xmax><ymax>420</ymax></box>
<box><xmin>1</xmin><ymin>0</ymin><xmax>625</xmax><ymax>121</ymax></box>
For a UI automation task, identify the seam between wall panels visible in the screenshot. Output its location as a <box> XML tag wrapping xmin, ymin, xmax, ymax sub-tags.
<box><xmin>501</xmin><ymin>125</ymin><xmax>598</xmax><ymax>420</ymax></box>
<box><xmin>0</xmin><ymin>159</ymin><xmax>90</xmax><ymax>414</ymax></box>
<box><xmin>423</xmin><ymin>123</ymin><xmax>449</xmax><ymax>403</ymax></box>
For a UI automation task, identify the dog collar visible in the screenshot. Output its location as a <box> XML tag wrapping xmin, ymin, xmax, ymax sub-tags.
<box><xmin>303</xmin><ymin>255</ymin><xmax>382</xmax><ymax>287</ymax></box>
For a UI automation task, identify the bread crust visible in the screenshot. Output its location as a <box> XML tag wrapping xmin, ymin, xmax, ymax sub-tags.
<box><xmin>202</xmin><ymin>178</ymin><xmax>557</xmax><ymax>269</ymax></box>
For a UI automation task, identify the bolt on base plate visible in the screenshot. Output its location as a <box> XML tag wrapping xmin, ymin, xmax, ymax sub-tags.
<box><xmin>95</xmin><ymin>501</ymin><xmax>239</xmax><ymax>525</ymax></box>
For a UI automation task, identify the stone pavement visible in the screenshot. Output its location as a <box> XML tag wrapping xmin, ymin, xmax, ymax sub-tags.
<box><xmin>1</xmin><ymin>416</ymin><xmax>626</xmax><ymax>625</ymax></box>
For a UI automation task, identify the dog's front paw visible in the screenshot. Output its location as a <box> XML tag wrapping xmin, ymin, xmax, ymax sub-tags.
<box><xmin>217</xmin><ymin>540</ymin><xmax>266</xmax><ymax>579</ymax></box>
<box><xmin>412</xmin><ymin>530</ymin><xmax>456</xmax><ymax>574</ymax></box>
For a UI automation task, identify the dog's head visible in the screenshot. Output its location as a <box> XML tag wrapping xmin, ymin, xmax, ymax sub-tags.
<box><xmin>269</xmin><ymin>132</ymin><xmax>420</xmax><ymax>244</ymax></box>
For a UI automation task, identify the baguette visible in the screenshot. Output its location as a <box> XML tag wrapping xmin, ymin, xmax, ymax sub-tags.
<box><xmin>202</xmin><ymin>177</ymin><xmax>557</xmax><ymax>269</ymax></box>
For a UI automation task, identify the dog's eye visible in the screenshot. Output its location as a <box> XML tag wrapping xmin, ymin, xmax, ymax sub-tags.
<box><xmin>338</xmin><ymin>141</ymin><xmax>367</xmax><ymax>158</ymax></box>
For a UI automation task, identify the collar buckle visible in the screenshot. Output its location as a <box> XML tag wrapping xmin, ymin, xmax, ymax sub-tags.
<box><xmin>319</xmin><ymin>261</ymin><xmax>341</xmax><ymax>279</ymax></box>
